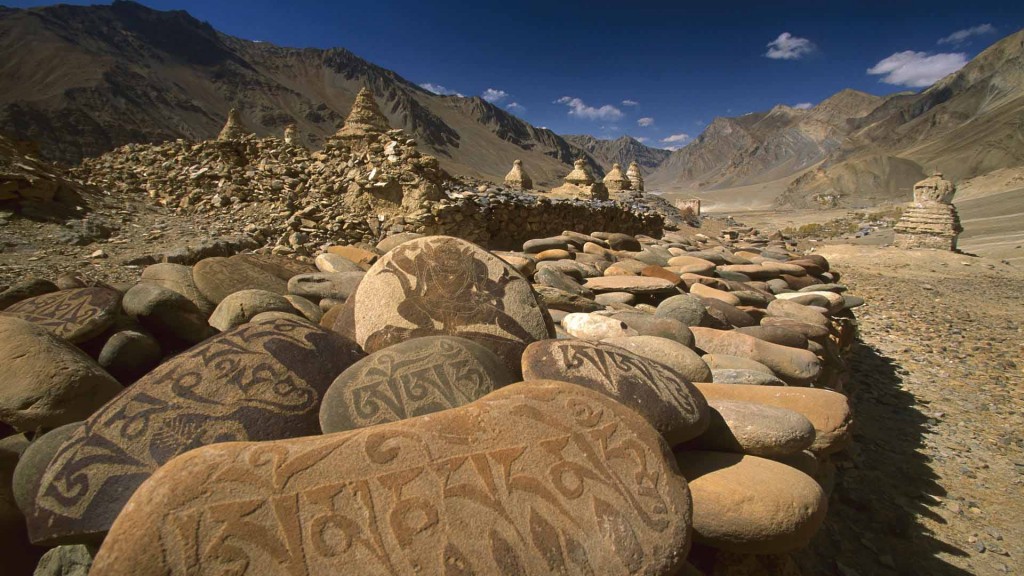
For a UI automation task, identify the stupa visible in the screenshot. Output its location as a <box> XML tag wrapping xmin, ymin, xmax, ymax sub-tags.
<box><xmin>216</xmin><ymin>108</ymin><xmax>251</xmax><ymax>141</ymax></box>
<box><xmin>626</xmin><ymin>161</ymin><xmax>644</xmax><ymax>192</ymax></box>
<box><xmin>893</xmin><ymin>172</ymin><xmax>963</xmax><ymax>251</ymax></box>
<box><xmin>503</xmin><ymin>159</ymin><xmax>533</xmax><ymax>190</ymax></box>
<box><xmin>602</xmin><ymin>163</ymin><xmax>632</xmax><ymax>192</ymax></box>
<box><xmin>551</xmin><ymin>159</ymin><xmax>608</xmax><ymax>200</ymax></box>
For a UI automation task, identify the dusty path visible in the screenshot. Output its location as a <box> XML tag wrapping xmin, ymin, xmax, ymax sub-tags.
<box><xmin>797</xmin><ymin>245</ymin><xmax>1023</xmax><ymax>575</ymax></box>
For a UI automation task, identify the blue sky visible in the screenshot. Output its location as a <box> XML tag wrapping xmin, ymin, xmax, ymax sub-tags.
<box><xmin>8</xmin><ymin>0</ymin><xmax>1024</xmax><ymax>148</ymax></box>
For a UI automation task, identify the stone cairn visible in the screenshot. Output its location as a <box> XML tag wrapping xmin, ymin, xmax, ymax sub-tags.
<box><xmin>503</xmin><ymin>159</ymin><xmax>532</xmax><ymax>190</ymax></box>
<box><xmin>215</xmin><ymin>108</ymin><xmax>251</xmax><ymax>141</ymax></box>
<box><xmin>551</xmin><ymin>158</ymin><xmax>610</xmax><ymax>200</ymax></box>
<box><xmin>0</xmin><ymin>213</ymin><xmax>859</xmax><ymax>573</ymax></box>
<box><xmin>893</xmin><ymin>172</ymin><xmax>962</xmax><ymax>251</ymax></box>
<box><xmin>627</xmin><ymin>160</ymin><xmax>645</xmax><ymax>192</ymax></box>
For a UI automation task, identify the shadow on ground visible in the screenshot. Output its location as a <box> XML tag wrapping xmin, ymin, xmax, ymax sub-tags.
<box><xmin>796</xmin><ymin>341</ymin><xmax>972</xmax><ymax>576</ymax></box>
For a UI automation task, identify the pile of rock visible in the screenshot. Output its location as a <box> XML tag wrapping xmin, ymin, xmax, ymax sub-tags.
<box><xmin>893</xmin><ymin>172</ymin><xmax>963</xmax><ymax>251</ymax></box>
<box><xmin>0</xmin><ymin>134</ymin><xmax>93</xmax><ymax>219</ymax></box>
<box><xmin>0</xmin><ymin>223</ymin><xmax>858</xmax><ymax>574</ymax></box>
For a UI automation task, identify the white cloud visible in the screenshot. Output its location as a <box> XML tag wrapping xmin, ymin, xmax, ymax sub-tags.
<box><xmin>867</xmin><ymin>51</ymin><xmax>968</xmax><ymax>87</ymax></box>
<box><xmin>765</xmin><ymin>32</ymin><xmax>816</xmax><ymax>60</ymax></box>
<box><xmin>482</xmin><ymin>88</ymin><xmax>509</xmax><ymax>103</ymax></box>
<box><xmin>637</xmin><ymin>117</ymin><xmax>655</xmax><ymax>127</ymax></box>
<box><xmin>506</xmin><ymin>102</ymin><xmax>526</xmax><ymax>112</ymax></box>
<box><xmin>634</xmin><ymin>136</ymin><xmax>649</xmax><ymax>143</ymax></box>
<box><xmin>420</xmin><ymin>83</ymin><xmax>463</xmax><ymax>97</ymax></box>
<box><xmin>622</xmin><ymin>99</ymin><xmax>639</xmax><ymax>106</ymax></box>
<box><xmin>938</xmin><ymin>24</ymin><xmax>996</xmax><ymax>45</ymax></box>
<box><xmin>555</xmin><ymin>96</ymin><xmax>624</xmax><ymax>121</ymax></box>
<box><xmin>662</xmin><ymin>133</ymin><xmax>691</xmax><ymax>144</ymax></box>
<box><xmin>793</xmin><ymin>102</ymin><xmax>814</xmax><ymax>110</ymax></box>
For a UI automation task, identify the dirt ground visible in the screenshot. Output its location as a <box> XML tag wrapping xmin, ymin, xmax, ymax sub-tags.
<box><xmin>793</xmin><ymin>244</ymin><xmax>1024</xmax><ymax>575</ymax></box>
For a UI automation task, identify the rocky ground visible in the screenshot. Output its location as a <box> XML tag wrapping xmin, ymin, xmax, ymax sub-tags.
<box><xmin>797</xmin><ymin>244</ymin><xmax>1023</xmax><ymax>575</ymax></box>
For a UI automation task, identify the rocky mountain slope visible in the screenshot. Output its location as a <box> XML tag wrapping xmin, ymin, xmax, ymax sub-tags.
<box><xmin>0</xmin><ymin>1</ymin><xmax>593</xmax><ymax>187</ymax></box>
<box><xmin>651</xmin><ymin>29</ymin><xmax>1024</xmax><ymax>209</ymax></box>
<box><xmin>562</xmin><ymin>135</ymin><xmax>671</xmax><ymax>174</ymax></box>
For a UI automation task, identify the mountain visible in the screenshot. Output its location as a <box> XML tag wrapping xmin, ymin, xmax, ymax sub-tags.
<box><xmin>562</xmin><ymin>135</ymin><xmax>671</xmax><ymax>174</ymax></box>
<box><xmin>650</xmin><ymin>28</ymin><xmax>1024</xmax><ymax>209</ymax></box>
<box><xmin>0</xmin><ymin>1</ymin><xmax>592</xmax><ymax>186</ymax></box>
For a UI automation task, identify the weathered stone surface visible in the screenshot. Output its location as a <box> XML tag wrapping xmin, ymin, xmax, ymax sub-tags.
<box><xmin>766</xmin><ymin>299</ymin><xmax>829</xmax><ymax>327</ymax></box>
<box><xmin>692</xmin><ymin>328</ymin><xmax>821</xmax><ymax>386</ymax></box>
<box><xmin>320</xmin><ymin>336</ymin><xmax>515</xmax><ymax>433</ymax></box>
<box><xmin>283</xmin><ymin>294</ymin><xmax>323</xmax><ymax>323</ymax></box>
<box><xmin>760</xmin><ymin>316</ymin><xmax>829</xmax><ymax>340</ymax></box>
<box><xmin>91</xmin><ymin>381</ymin><xmax>692</xmax><ymax>576</ymax></box>
<box><xmin>97</xmin><ymin>330</ymin><xmax>162</xmax><ymax>383</ymax></box>
<box><xmin>122</xmin><ymin>283</ymin><xmax>212</xmax><ymax>344</ymax></box>
<box><xmin>681</xmin><ymin>400</ymin><xmax>815</xmax><ymax>457</ymax></box>
<box><xmin>609</xmin><ymin>312</ymin><xmax>695</xmax><ymax>348</ymax></box>
<box><xmin>710</xmin><ymin>369</ymin><xmax>787</xmax><ymax>386</ymax></box>
<box><xmin>595</xmin><ymin>291</ymin><xmax>635</xmax><ymax>306</ymax></box>
<box><xmin>2</xmin><ymin>288</ymin><xmax>121</xmax><ymax>343</ymax></box>
<box><xmin>32</xmin><ymin>544</ymin><xmax>96</xmax><ymax>576</ymax></box>
<box><xmin>0</xmin><ymin>317</ymin><xmax>121</xmax><ymax>432</ymax></box>
<box><xmin>702</xmin><ymin>354</ymin><xmax>775</xmax><ymax>375</ymax></box>
<box><xmin>287</xmin><ymin>272</ymin><xmax>364</xmax><ymax>301</ymax></box>
<box><xmin>208</xmin><ymin>289</ymin><xmax>296</xmax><ymax>331</ymax></box>
<box><xmin>533</xmin><ymin>285</ymin><xmax>604</xmax><ymax>313</ymax></box>
<box><xmin>641</xmin><ymin>265</ymin><xmax>683</xmax><ymax>286</ymax></box>
<box><xmin>192</xmin><ymin>256</ymin><xmax>288</xmax><ymax>304</ymax></box>
<box><xmin>603</xmin><ymin>335</ymin><xmax>712</xmax><ymax>383</ymax></box>
<box><xmin>561</xmin><ymin>312</ymin><xmax>638</xmax><ymax>339</ymax></box>
<box><xmin>523</xmin><ymin>236</ymin><xmax>570</xmax><ymax>254</ymax></box>
<box><xmin>583</xmin><ymin>275</ymin><xmax>678</xmax><ymax>294</ymax></box>
<box><xmin>693</xmin><ymin>383</ymin><xmax>852</xmax><ymax>454</ymax></box>
<box><xmin>139</xmin><ymin>263</ymin><xmax>215</xmax><ymax>316</ymax></box>
<box><xmin>734</xmin><ymin>325</ymin><xmax>808</xmax><ymax>349</ymax></box>
<box><xmin>667</xmin><ymin>256</ymin><xmax>715</xmax><ymax>275</ymax></box>
<box><xmin>28</xmin><ymin>317</ymin><xmax>363</xmax><ymax>545</ymax></box>
<box><xmin>676</xmin><ymin>451</ymin><xmax>827</xmax><ymax>554</ymax></box>
<box><xmin>689</xmin><ymin>282</ymin><xmax>740</xmax><ymax>306</ymax></box>
<box><xmin>522</xmin><ymin>339</ymin><xmax>709</xmax><ymax>443</ymax></box>
<box><xmin>325</xmin><ymin>245</ymin><xmax>379</xmax><ymax>270</ymax></box>
<box><xmin>231</xmin><ymin>253</ymin><xmax>317</xmax><ymax>281</ymax></box>
<box><xmin>354</xmin><ymin>236</ymin><xmax>552</xmax><ymax>374</ymax></box>
<box><xmin>654</xmin><ymin>294</ymin><xmax>709</xmax><ymax>328</ymax></box>
<box><xmin>0</xmin><ymin>278</ymin><xmax>58</xmax><ymax>311</ymax></box>
<box><xmin>13</xmin><ymin>422</ymin><xmax>81</xmax><ymax>516</ymax></box>
<box><xmin>534</xmin><ymin>267</ymin><xmax>590</xmax><ymax>296</ymax></box>
<box><xmin>375</xmin><ymin>232</ymin><xmax>424</xmax><ymax>253</ymax></box>
<box><xmin>314</xmin><ymin>253</ymin><xmax>364</xmax><ymax>273</ymax></box>
<box><xmin>701</xmin><ymin>298</ymin><xmax>757</xmax><ymax>328</ymax></box>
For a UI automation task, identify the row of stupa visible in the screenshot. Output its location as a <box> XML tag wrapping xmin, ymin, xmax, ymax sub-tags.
<box><xmin>504</xmin><ymin>158</ymin><xmax>645</xmax><ymax>200</ymax></box>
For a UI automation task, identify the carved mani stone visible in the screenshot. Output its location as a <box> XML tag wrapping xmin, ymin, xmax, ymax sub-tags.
<box><xmin>521</xmin><ymin>340</ymin><xmax>709</xmax><ymax>444</ymax></box>
<box><xmin>230</xmin><ymin>253</ymin><xmax>318</xmax><ymax>282</ymax></box>
<box><xmin>28</xmin><ymin>317</ymin><xmax>363</xmax><ymax>545</ymax></box>
<box><xmin>90</xmin><ymin>380</ymin><xmax>693</xmax><ymax>576</ymax></box>
<box><xmin>319</xmin><ymin>335</ymin><xmax>516</xmax><ymax>433</ymax></box>
<box><xmin>353</xmin><ymin>235</ymin><xmax>554</xmax><ymax>375</ymax></box>
<box><xmin>1</xmin><ymin>287</ymin><xmax>121</xmax><ymax>343</ymax></box>
<box><xmin>192</xmin><ymin>256</ymin><xmax>289</xmax><ymax>304</ymax></box>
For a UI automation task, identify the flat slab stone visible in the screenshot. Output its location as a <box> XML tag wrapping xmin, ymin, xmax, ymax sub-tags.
<box><xmin>583</xmin><ymin>276</ymin><xmax>679</xmax><ymax>294</ymax></box>
<box><xmin>319</xmin><ymin>335</ymin><xmax>515</xmax><ymax>433</ymax></box>
<box><xmin>28</xmin><ymin>317</ymin><xmax>363</xmax><ymax>545</ymax></box>
<box><xmin>193</xmin><ymin>256</ymin><xmax>288</xmax><ymax>304</ymax></box>
<box><xmin>90</xmin><ymin>381</ymin><xmax>692</xmax><ymax>576</ymax></box>
<box><xmin>354</xmin><ymin>236</ymin><xmax>552</xmax><ymax>374</ymax></box>
<box><xmin>2</xmin><ymin>288</ymin><xmax>121</xmax><ymax>343</ymax></box>
<box><xmin>522</xmin><ymin>339</ymin><xmax>708</xmax><ymax>443</ymax></box>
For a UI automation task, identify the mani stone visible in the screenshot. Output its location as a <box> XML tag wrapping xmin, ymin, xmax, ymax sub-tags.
<box><xmin>27</xmin><ymin>317</ymin><xmax>363</xmax><ymax>545</ymax></box>
<box><xmin>626</xmin><ymin>161</ymin><xmax>644</xmax><ymax>192</ymax></box>
<box><xmin>319</xmin><ymin>335</ymin><xmax>515</xmax><ymax>433</ymax></box>
<box><xmin>893</xmin><ymin>172</ymin><xmax>963</xmax><ymax>251</ymax></box>
<box><xmin>1</xmin><ymin>287</ymin><xmax>121</xmax><ymax>343</ymax></box>
<box><xmin>0</xmin><ymin>317</ymin><xmax>121</xmax><ymax>431</ymax></box>
<box><xmin>503</xmin><ymin>159</ymin><xmax>533</xmax><ymax>190</ymax></box>
<box><xmin>336</xmin><ymin>86</ymin><xmax>392</xmax><ymax>139</ymax></box>
<box><xmin>353</xmin><ymin>236</ymin><xmax>553</xmax><ymax>375</ymax></box>
<box><xmin>13</xmin><ymin>422</ymin><xmax>82</xmax><ymax>515</ymax></box>
<box><xmin>522</xmin><ymin>339</ymin><xmax>709</xmax><ymax>444</ymax></box>
<box><xmin>140</xmin><ymin>263</ymin><xmax>216</xmax><ymax>316</ymax></box>
<box><xmin>216</xmin><ymin>108</ymin><xmax>251</xmax><ymax>141</ymax></box>
<box><xmin>675</xmin><ymin>451</ymin><xmax>827</xmax><ymax>554</ymax></box>
<box><xmin>193</xmin><ymin>256</ymin><xmax>288</xmax><ymax>304</ymax></box>
<box><xmin>602</xmin><ymin>163</ymin><xmax>632</xmax><ymax>192</ymax></box>
<box><xmin>231</xmin><ymin>253</ymin><xmax>318</xmax><ymax>281</ymax></box>
<box><xmin>208</xmin><ymin>289</ymin><xmax>297</xmax><ymax>331</ymax></box>
<box><xmin>90</xmin><ymin>380</ymin><xmax>692</xmax><ymax>576</ymax></box>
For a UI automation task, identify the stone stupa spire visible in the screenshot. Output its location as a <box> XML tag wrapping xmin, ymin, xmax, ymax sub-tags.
<box><xmin>893</xmin><ymin>172</ymin><xmax>962</xmax><ymax>251</ymax></box>
<box><xmin>336</xmin><ymin>87</ymin><xmax>392</xmax><ymax>138</ymax></box>
<box><xmin>217</xmin><ymin>108</ymin><xmax>251</xmax><ymax>141</ymax></box>
<box><xmin>283</xmin><ymin>123</ymin><xmax>297</xmax><ymax>145</ymax></box>
<box><xmin>626</xmin><ymin>161</ymin><xmax>644</xmax><ymax>192</ymax></box>
<box><xmin>602</xmin><ymin>162</ymin><xmax>632</xmax><ymax>192</ymax></box>
<box><xmin>504</xmin><ymin>159</ymin><xmax>533</xmax><ymax>190</ymax></box>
